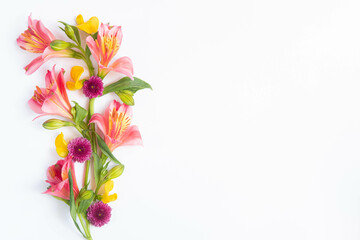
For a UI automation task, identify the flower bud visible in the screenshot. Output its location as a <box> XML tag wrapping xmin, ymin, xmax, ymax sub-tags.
<box><xmin>50</xmin><ymin>40</ymin><xmax>72</xmax><ymax>51</ymax></box>
<box><xmin>117</xmin><ymin>90</ymin><xmax>134</xmax><ymax>106</ymax></box>
<box><xmin>65</xmin><ymin>24</ymin><xmax>76</xmax><ymax>42</ymax></box>
<box><xmin>78</xmin><ymin>190</ymin><xmax>94</xmax><ymax>201</ymax></box>
<box><xmin>105</xmin><ymin>164</ymin><xmax>124</xmax><ymax>180</ymax></box>
<box><xmin>43</xmin><ymin>119</ymin><xmax>74</xmax><ymax>130</ymax></box>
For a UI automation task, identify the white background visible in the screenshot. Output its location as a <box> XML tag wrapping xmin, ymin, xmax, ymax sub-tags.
<box><xmin>1</xmin><ymin>0</ymin><xmax>360</xmax><ymax>239</ymax></box>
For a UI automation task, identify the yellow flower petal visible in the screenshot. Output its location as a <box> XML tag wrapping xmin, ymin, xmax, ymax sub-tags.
<box><xmin>76</xmin><ymin>14</ymin><xmax>84</xmax><ymax>25</ymax></box>
<box><xmin>101</xmin><ymin>193</ymin><xmax>117</xmax><ymax>204</ymax></box>
<box><xmin>55</xmin><ymin>132</ymin><xmax>68</xmax><ymax>158</ymax></box>
<box><xmin>71</xmin><ymin>66</ymin><xmax>84</xmax><ymax>82</ymax></box>
<box><xmin>66</xmin><ymin>66</ymin><xmax>84</xmax><ymax>91</ymax></box>
<box><xmin>100</xmin><ymin>180</ymin><xmax>117</xmax><ymax>203</ymax></box>
<box><xmin>77</xmin><ymin>16</ymin><xmax>99</xmax><ymax>34</ymax></box>
<box><xmin>108</xmin><ymin>193</ymin><xmax>117</xmax><ymax>202</ymax></box>
<box><xmin>104</xmin><ymin>180</ymin><xmax>114</xmax><ymax>193</ymax></box>
<box><xmin>66</xmin><ymin>81</ymin><xmax>77</xmax><ymax>91</ymax></box>
<box><xmin>75</xmin><ymin>80</ymin><xmax>84</xmax><ymax>89</ymax></box>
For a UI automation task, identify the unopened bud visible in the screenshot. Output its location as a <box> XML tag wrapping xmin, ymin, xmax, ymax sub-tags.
<box><xmin>106</xmin><ymin>164</ymin><xmax>124</xmax><ymax>180</ymax></box>
<box><xmin>65</xmin><ymin>25</ymin><xmax>76</xmax><ymax>42</ymax></box>
<box><xmin>117</xmin><ymin>90</ymin><xmax>134</xmax><ymax>106</ymax></box>
<box><xmin>50</xmin><ymin>40</ymin><xmax>72</xmax><ymax>51</ymax></box>
<box><xmin>43</xmin><ymin>119</ymin><xmax>74</xmax><ymax>130</ymax></box>
<box><xmin>78</xmin><ymin>190</ymin><xmax>94</xmax><ymax>201</ymax></box>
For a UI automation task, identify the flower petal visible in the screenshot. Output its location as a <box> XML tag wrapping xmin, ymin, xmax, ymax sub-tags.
<box><xmin>109</xmin><ymin>57</ymin><xmax>134</xmax><ymax>79</ymax></box>
<box><xmin>44</xmin><ymin>180</ymin><xmax>70</xmax><ymax>200</ymax></box>
<box><xmin>71</xmin><ymin>66</ymin><xmax>84</xmax><ymax>82</ymax></box>
<box><xmin>66</xmin><ymin>81</ymin><xmax>77</xmax><ymax>91</ymax></box>
<box><xmin>101</xmin><ymin>193</ymin><xmax>117</xmax><ymax>203</ymax></box>
<box><xmin>76</xmin><ymin>14</ymin><xmax>84</xmax><ymax>25</ymax></box>
<box><xmin>104</xmin><ymin>180</ymin><xmax>114</xmax><ymax>193</ymax></box>
<box><xmin>119</xmin><ymin>125</ymin><xmax>143</xmax><ymax>146</ymax></box>
<box><xmin>77</xmin><ymin>16</ymin><xmax>99</xmax><ymax>34</ymax></box>
<box><xmin>86</xmin><ymin>36</ymin><xmax>100</xmax><ymax>63</ymax></box>
<box><xmin>89</xmin><ymin>113</ymin><xmax>108</xmax><ymax>136</ymax></box>
<box><xmin>24</xmin><ymin>56</ymin><xmax>45</xmax><ymax>75</ymax></box>
<box><xmin>55</xmin><ymin>132</ymin><xmax>68</xmax><ymax>158</ymax></box>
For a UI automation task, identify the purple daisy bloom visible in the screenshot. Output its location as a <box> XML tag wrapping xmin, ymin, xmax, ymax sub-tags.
<box><xmin>83</xmin><ymin>76</ymin><xmax>104</xmax><ymax>98</ymax></box>
<box><xmin>67</xmin><ymin>137</ymin><xmax>92</xmax><ymax>163</ymax></box>
<box><xmin>87</xmin><ymin>201</ymin><xmax>112</xmax><ymax>227</ymax></box>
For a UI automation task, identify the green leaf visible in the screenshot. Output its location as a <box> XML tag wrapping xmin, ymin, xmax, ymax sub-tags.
<box><xmin>73</xmin><ymin>219</ymin><xmax>86</xmax><ymax>238</ymax></box>
<box><xmin>68</xmin><ymin>169</ymin><xmax>77</xmax><ymax>221</ymax></box>
<box><xmin>117</xmin><ymin>90</ymin><xmax>135</xmax><ymax>106</ymax></box>
<box><xmin>77</xmin><ymin>193</ymin><xmax>94</xmax><ymax>214</ymax></box>
<box><xmin>71</xmin><ymin>25</ymin><xmax>81</xmax><ymax>45</ymax></box>
<box><xmin>103</xmin><ymin>77</ymin><xmax>152</xmax><ymax>95</ymax></box>
<box><xmin>96</xmin><ymin>133</ymin><xmax>121</xmax><ymax>165</ymax></box>
<box><xmin>72</xmin><ymin>101</ymin><xmax>88</xmax><ymax>124</ymax></box>
<box><xmin>91</xmin><ymin>32</ymin><xmax>98</xmax><ymax>40</ymax></box>
<box><xmin>66</xmin><ymin>172</ymin><xmax>87</xmax><ymax>238</ymax></box>
<box><xmin>59</xmin><ymin>21</ymin><xmax>81</xmax><ymax>45</ymax></box>
<box><xmin>52</xmin><ymin>196</ymin><xmax>70</xmax><ymax>206</ymax></box>
<box><xmin>93</xmin><ymin>152</ymin><xmax>101</xmax><ymax>184</ymax></box>
<box><xmin>85</xmin><ymin>45</ymin><xmax>91</xmax><ymax>59</ymax></box>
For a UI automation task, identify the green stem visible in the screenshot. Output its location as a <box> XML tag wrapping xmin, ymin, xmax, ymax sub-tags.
<box><xmin>74</xmin><ymin>124</ymin><xmax>84</xmax><ymax>134</ymax></box>
<box><xmin>78</xmin><ymin>213</ymin><xmax>92</xmax><ymax>240</ymax></box>
<box><xmin>83</xmin><ymin>161</ymin><xmax>90</xmax><ymax>187</ymax></box>
<box><xmin>84</xmin><ymin>98</ymin><xmax>96</xmax><ymax>189</ymax></box>
<box><xmin>73</xmin><ymin>45</ymin><xmax>94</xmax><ymax>76</ymax></box>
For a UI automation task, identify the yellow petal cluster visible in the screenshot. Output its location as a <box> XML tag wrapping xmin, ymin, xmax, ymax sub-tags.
<box><xmin>101</xmin><ymin>180</ymin><xmax>117</xmax><ymax>203</ymax></box>
<box><xmin>76</xmin><ymin>14</ymin><xmax>99</xmax><ymax>34</ymax></box>
<box><xmin>55</xmin><ymin>132</ymin><xmax>68</xmax><ymax>157</ymax></box>
<box><xmin>66</xmin><ymin>66</ymin><xmax>84</xmax><ymax>91</ymax></box>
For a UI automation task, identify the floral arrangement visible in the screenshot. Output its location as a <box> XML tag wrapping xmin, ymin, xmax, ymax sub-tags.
<box><xmin>17</xmin><ymin>14</ymin><xmax>151</xmax><ymax>239</ymax></box>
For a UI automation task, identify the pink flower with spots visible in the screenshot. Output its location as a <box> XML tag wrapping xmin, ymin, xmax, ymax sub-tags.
<box><xmin>89</xmin><ymin>100</ymin><xmax>142</xmax><ymax>151</ymax></box>
<box><xmin>17</xmin><ymin>15</ymin><xmax>74</xmax><ymax>75</ymax></box>
<box><xmin>44</xmin><ymin>156</ymin><xmax>79</xmax><ymax>200</ymax></box>
<box><xmin>86</xmin><ymin>23</ymin><xmax>134</xmax><ymax>79</ymax></box>
<box><xmin>28</xmin><ymin>65</ymin><xmax>73</xmax><ymax>120</ymax></box>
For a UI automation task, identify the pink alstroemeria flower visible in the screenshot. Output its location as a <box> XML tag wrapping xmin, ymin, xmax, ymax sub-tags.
<box><xmin>44</xmin><ymin>156</ymin><xmax>79</xmax><ymax>200</ymax></box>
<box><xmin>28</xmin><ymin>65</ymin><xmax>73</xmax><ymax>120</ymax></box>
<box><xmin>86</xmin><ymin>23</ymin><xmax>134</xmax><ymax>79</ymax></box>
<box><xmin>17</xmin><ymin>15</ymin><xmax>74</xmax><ymax>75</ymax></box>
<box><xmin>89</xmin><ymin>100</ymin><xmax>142</xmax><ymax>151</ymax></box>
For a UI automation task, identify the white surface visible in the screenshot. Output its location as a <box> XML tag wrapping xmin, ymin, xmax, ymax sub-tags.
<box><xmin>1</xmin><ymin>0</ymin><xmax>360</xmax><ymax>239</ymax></box>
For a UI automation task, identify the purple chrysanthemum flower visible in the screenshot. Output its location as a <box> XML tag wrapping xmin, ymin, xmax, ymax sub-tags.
<box><xmin>83</xmin><ymin>76</ymin><xmax>104</xmax><ymax>98</ymax></box>
<box><xmin>68</xmin><ymin>137</ymin><xmax>92</xmax><ymax>163</ymax></box>
<box><xmin>87</xmin><ymin>201</ymin><xmax>112</xmax><ymax>227</ymax></box>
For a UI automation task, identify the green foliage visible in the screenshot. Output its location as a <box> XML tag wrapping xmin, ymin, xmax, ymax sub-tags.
<box><xmin>117</xmin><ymin>90</ymin><xmax>135</xmax><ymax>106</ymax></box>
<box><xmin>50</xmin><ymin>40</ymin><xmax>73</xmax><ymax>51</ymax></box>
<box><xmin>59</xmin><ymin>21</ymin><xmax>81</xmax><ymax>45</ymax></box>
<box><xmin>68</xmin><ymin>169</ymin><xmax>77</xmax><ymax>220</ymax></box>
<box><xmin>96</xmin><ymin>133</ymin><xmax>121</xmax><ymax>165</ymax></box>
<box><xmin>68</xmin><ymin>169</ymin><xmax>85</xmax><ymax>237</ymax></box>
<box><xmin>103</xmin><ymin>77</ymin><xmax>152</xmax><ymax>105</ymax></box>
<box><xmin>105</xmin><ymin>165</ymin><xmax>124</xmax><ymax>180</ymax></box>
<box><xmin>42</xmin><ymin>119</ymin><xmax>74</xmax><ymax>130</ymax></box>
<box><xmin>71</xmin><ymin>101</ymin><xmax>88</xmax><ymax>125</ymax></box>
<box><xmin>77</xmin><ymin>191</ymin><xmax>95</xmax><ymax>214</ymax></box>
<box><xmin>92</xmin><ymin>152</ymin><xmax>101</xmax><ymax>184</ymax></box>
